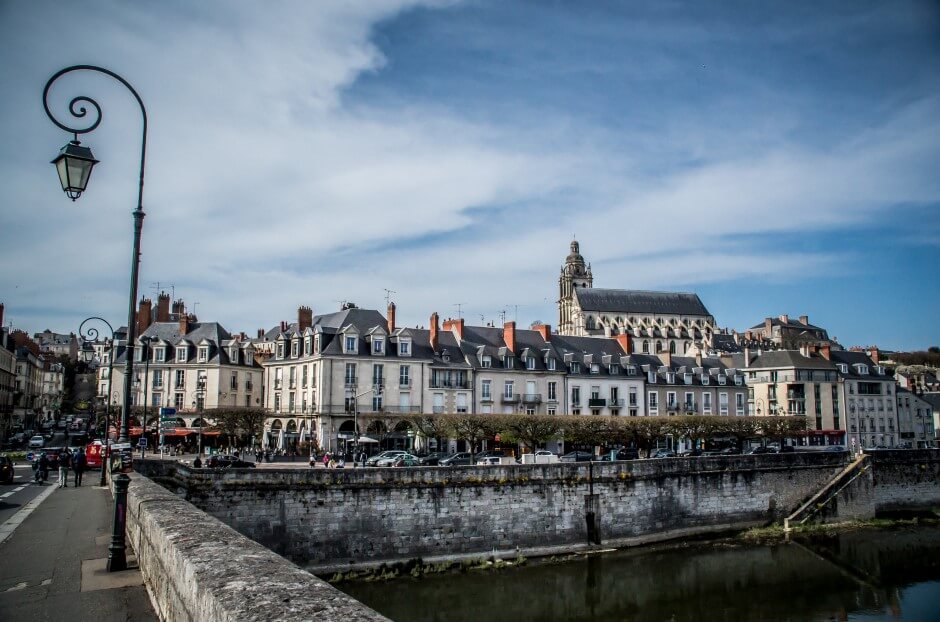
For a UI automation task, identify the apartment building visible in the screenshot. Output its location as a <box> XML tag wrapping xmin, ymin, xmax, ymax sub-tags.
<box><xmin>833</xmin><ymin>349</ymin><xmax>899</xmax><ymax>449</ymax></box>
<box><xmin>639</xmin><ymin>352</ymin><xmax>747</xmax><ymax>418</ymax></box>
<box><xmin>896</xmin><ymin>387</ymin><xmax>935</xmax><ymax>448</ymax></box>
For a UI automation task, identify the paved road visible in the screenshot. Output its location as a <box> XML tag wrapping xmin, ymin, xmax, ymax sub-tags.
<box><xmin>0</xmin><ymin>465</ymin><xmax>50</xmax><ymax>525</ymax></box>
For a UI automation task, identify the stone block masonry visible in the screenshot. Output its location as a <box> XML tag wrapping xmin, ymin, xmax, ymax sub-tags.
<box><xmin>125</xmin><ymin>472</ymin><xmax>389</xmax><ymax>621</ymax></box>
<box><xmin>138</xmin><ymin>453</ymin><xmax>851</xmax><ymax>569</ymax></box>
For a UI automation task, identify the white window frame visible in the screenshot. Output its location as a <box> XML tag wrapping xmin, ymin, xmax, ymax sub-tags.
<box><xmin>176</xmin><ymin>347</ymin><xmax>187</xmax><ymax>363</ymax></box>
<box><xmin>373</xmin><ymin>338</ymin><xmax>384</xmax><ymax>355</ymax></box>
<box><xmin>399</xmin><ymin>340</ymin><xmax>410</xmax><ymax>356</ymax></box>
<box><xmin>345</xmin><ymin>336</ymin><xmax>357</xmax><ymax>353</ymax></box>
<box><xmin>503</xmin><ymin>381</ymin><xmax>514</xmax><ymax>399</ymax></box>
<box><xmin>526</xmin><ymin>357</ymin><xmax>536</xmax><ymax>370</ymax></box>
<box><xmin>198</xmin><ymin>346</ymin><xmax>209</xmax><ymax>363</ymax></box>
<box><xmin>481</xmin><ymin>379</ymin><xmax>491</xmax><ymax>399</ymax></box>
<box><xmin>155</xmin><ymin>347</ymin><xmax>166</xmax><ymax>362</ymax></box>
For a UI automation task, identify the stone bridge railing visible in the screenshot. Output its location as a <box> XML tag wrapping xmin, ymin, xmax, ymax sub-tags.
<box><xmin>125</xmin><ymin>472</ymin><xmax>388</xmax><ymax>621</ymax></box>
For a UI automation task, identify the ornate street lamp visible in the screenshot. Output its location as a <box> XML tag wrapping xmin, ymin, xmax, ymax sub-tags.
<box><xmin>44</xmin><ymin>65</ymin><xmax>148</xmax><ymax>574</ymax></box>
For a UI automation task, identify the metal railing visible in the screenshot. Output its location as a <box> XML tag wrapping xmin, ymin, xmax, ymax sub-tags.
<box><xmin>501</xmin><ymin>394</ymin><xmax>521</xmax><ymax>403</ymax></box>
<box><xmin>588</xmin><ymin>398</ymin><xmax>606</xmax><ymax>407</ymax></box>
<box><xmin>522</xmin><ymin>393</ymin><xmax>542</xmax><ymax>403</ymax></box>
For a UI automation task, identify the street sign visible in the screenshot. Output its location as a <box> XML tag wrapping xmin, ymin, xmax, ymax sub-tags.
<box><xmin>159</xmin><ymin>407</ymin><xmax>177</xmax><ymax>416</ymax></box>
<box><xmin>26</xmin><ymin>452</ymin><xmax>34</xmax><ymax>462</ymax></box>
<box><xmin>160</xmin><ymin>422</ymin><xmax>176</xmax><ymax>430</ymax></box>
<box><xmin>138</xmin><ymin>438</ymin><xmax>148</xmax><ymax>447</ymax></box>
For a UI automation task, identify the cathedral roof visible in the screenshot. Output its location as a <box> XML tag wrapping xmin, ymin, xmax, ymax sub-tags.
<box><xmin>574</xmin><ymin>288</ymin><xmax>711</xmax><ymax>317</ymax></box>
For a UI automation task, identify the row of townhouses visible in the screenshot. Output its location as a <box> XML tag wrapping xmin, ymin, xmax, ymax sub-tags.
<box><xmin>16</xmin><ymin>240</ymin><xmax>939</xmax><ymax>451</ymax></box>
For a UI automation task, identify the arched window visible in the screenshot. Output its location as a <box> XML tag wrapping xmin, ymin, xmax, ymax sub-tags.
<box><xmin>586</xmin><ymin>316</ymin><xmax>596</xmax><ymax>330</ymax></box>
<box><xmin>669</xmin><ymin>341</ymin><xmax>677</xmax><ymax>354</ymax></box>
<box><xmin>656</xmin><ymin>341</ymin><xmax>663</xmax><ymax>353</ymax></box>
<box><xmin>642</xmin><ymin>340</ymin><xmax>650</xmax><ymax>354</ymax></box>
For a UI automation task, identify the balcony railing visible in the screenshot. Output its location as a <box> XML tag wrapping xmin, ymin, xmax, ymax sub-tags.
<box><xmin>683</xmin><ymin>402</ymin><xmax>697</xmax><ymax>412</ymax></box>
<box><xmin>501</xmin><ymin>394</ymin><xmax>521</xmax><ymax>403</ymax></box>
<box><xmin>609</xmin><ymin>398</ymin><xmax>625</xmax><ymax>407</ymax></box>
<box><xmin>522</xmin><ymin>393</ymin><xmax>542</xmax><ymax>403</ymax></box>
<box><xmin>432</xmin><ymin>405</ymin><xmax>445</xmax><ymax>414</ymax></box>
<box><xmin>382</xmin><ymin>405</ymin><xmax>421</xmax><ymax>414</ymax></box>
<box><xmin>588</xmin><ymin>398</ymin><xmax>606</xmax><ymax>407</ymax></box>
<box><xmin>481</xmin><ymin>394</ymin><xmax>494</xmax><ymax>403</ymax></box>
<box><xmin>429</xmin><ymin>380</ymin><xmax>469</xmax><ymax>389</ymax></box>
<box><xmin>666</xmin><ymin>402</ymin><xmax>679</xmax><ymax>411</ymax></box>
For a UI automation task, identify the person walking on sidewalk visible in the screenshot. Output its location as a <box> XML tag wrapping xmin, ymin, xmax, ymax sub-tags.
<box><xmin>58</xmin><ymin>449</ymin><xmax>71</xmax><ymax>488</ymax></box>
<box><xmin>72</xmin><ymin>449</ymin><xmax>86</xmax><ymax>487</ymax></box>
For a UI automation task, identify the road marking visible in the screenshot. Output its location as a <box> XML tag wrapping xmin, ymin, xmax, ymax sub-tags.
<box><xmin>0</xmin><ymin>484</ymin><xmax>57</xmax><ymax>545</ymax></box>
<box><xmin>13</xmin><ymin>486</ymin><xmax>25</xmax><ymax>492</ymax></box>
<box><xmin>5</xmin><ymin>582</ymin><xmax>27</xmax><ymax>592</ymax></box>
<box><xmin>0</xmin><ymin>492</ymin><xmax>11</xmax><ymax>498</ymax></box>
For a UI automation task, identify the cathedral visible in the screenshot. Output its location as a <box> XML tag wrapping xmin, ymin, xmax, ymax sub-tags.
<box><xmin>557</xmin><ymin>240</ymin><xmax>715</xmax><ymax>355</ymax></box>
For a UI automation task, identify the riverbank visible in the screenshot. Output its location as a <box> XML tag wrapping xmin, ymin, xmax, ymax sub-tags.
<box><xmin>326</xmin><ymin>513</ymin><xmax>940</xmax><ymax>585</ymax></box>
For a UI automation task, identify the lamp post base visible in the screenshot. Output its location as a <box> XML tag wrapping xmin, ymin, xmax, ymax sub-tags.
<box><xmin>107</xmin><ymin>473</ymin><xmax>130</xmax><ymax>572</ymax></box>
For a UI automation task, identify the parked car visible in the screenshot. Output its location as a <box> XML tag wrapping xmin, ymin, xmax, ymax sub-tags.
<box><xmin>650</xmin><ymin>449</ymin><xmax>677</xmax><ymax>458</ymax></box>
<box><xmin>746</xmin><ymin>445</ymin><xmax>777</xmax><ymax>455</ymax></box>
<box><xmin>374</xmin><ymin>451</ymin><xmax>411</xmax><ymax>467</ymax></box>
<box><xmin>476</xmin><ymin>456</ymin><xmax>504</xmax><ymax>466</ymax></box>
<box><xmin>533</xmin><ymin>450</ymin><xmax>555</xmax><ymax>457</ymax></box>
<box><xmin>417</xmin><ymin>452</ymin><xmax>450</xmax><ymax>466</ymax></box>
<box><xmin>560</xmin><ymin>451</ymin><xmax>594</xmax><ymax>462</ymax></box>
<box><xmin>391</xmin><ymin>454</ymin><xmax>420</xmax><ymax>467</ymax></box>
<box><xmin>473</xmin><ymin>450</ymin><xmax>506</xmax><ymax>462</ymax></box>
<box><xmin>366</xmin><ymin>450</ymin><xmax>407</xmax><ymax>467</ymax></box>
<box><xmin>440</xmin><ymin>452</ymin><xmax>474</xmax><ymax>467</ymax></box>
<box><xmin>28</xmin><ymin>435</ymin><xmax>46</xmax><ymax>449</ymax></box>
<box><xmin>10</xmin><ymin>433</ymin><xmax>26</xmax><ymax>446</ymax></box>
<box><xmin>206</xmin><ymin>454</ymin><xmax>256</xmax><ymax>468</ymax></box>
<box><xmin>599</xmin><ymin>448</ymin><xmax>640</xmax><ymax>461</ymax></box>
<box><xmin>824</xmin><ymin>445</ymin><xmax>847</xmax><ymax>453</ymax></box>
<box><xmin>0</xmin><ymin>456</ymin><xmax>14</xmax><ymax>484</ymax></box>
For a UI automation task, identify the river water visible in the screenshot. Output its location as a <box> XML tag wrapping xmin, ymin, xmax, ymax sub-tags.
<box><xmin>339</xmin><ymin>527</ymin><xmax>940</xmax><ymax>622</ymax></box>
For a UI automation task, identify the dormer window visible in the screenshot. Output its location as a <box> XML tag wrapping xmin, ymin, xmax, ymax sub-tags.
<box><xmin>373</xmin><ymin>338</ymin><xmax>385</xmax><ymax>355</ymax></box>
<box><xmin>625</xmin><ymin>365</ymin><xmax>636</xmax><ymax>376</ymax></box>
<box><xmin>291</xmin><ymin>340</ymin><xmax>299</xmax><ymax>358</ymax></box>
<box><xmin>647</xmin><ymin>371</ymin><xmax>657</xmax><ymax>383</ymax></box>
<box><xmin>590</xmin><ymin>363</ymin><xmax>600</xmax><ymax>375</ymax></box>
<box><xmin>176</xmin><ymin>346</ymin><xmax>187</xmax><ymax>363</ymax></box>
<box><xmin>503</xmin><ymin>355</ymin><xmax>514</xmax><ymax>369</ymax></box>
<box><xmin>684</xmin><ymin>373</ymin><xmax>692</xmax><ymax>385</ymax></box>
<box><xmin>701</xmin><ymin>374</ymin><xmax>710</xmax><ymax>385</ymax></box>
<box><xmin>198</xmin><ymin>346</ymin><xmax>209</xmax><ymax>363</ymax></box>
<box><xmin>314</xmin><ymin>335</ymin><xmax>321</xmax><ymax>354</ymax></box>
<box><xmin>155</xmin><ymin>347</ymin><xmax>166</xmax><ymax>363</ymax></box>
<box><xmin>276</xmin><ymin>343</ymin><xmax>285</xmax><ymax>359</ymax></box>
<box><xmin>570</xmin><ymin>362</ymin><xmax>581</xmax><ymax>374</ymax></box>
<box><xmin>609</xmin><ymin>364</ymin><xmax>619</xmax><ymax>375</ymax></box>
<box><xmin>229</xmin><ymin>347</ymin><xmax>239</xmax><ymax>362</ymax></box>
<box><xmin>666</xmin><ymin>373</ymin><xmax>675</xmax><ymax>384</ymax></box>
<box><xmin>855</xmin><ymin>364</ymin><xmax>868</xmax><ymax>375</ymax></box>
<box><xmin>874</xmin><ymin>365</ymin><xmax>884</xmax><ymax>375</ymax></box>
<box><xmin>399</xmin><ymin>340</ymin><xmax>410</xmax><ymax>356</ymax></box>
<box><xmin>135</xmin><ymin>347</ymin><xmax>143</xmax><ymax>362</ymax></box>
<box><xmin>481</xmin><ymin>355</ymin><xmax>492</xmax><ymax>368</ymax></box>
<box><xmin>345</xmin><ymin>336</ymin><xmax>357</xmax><ymax>353</ymax></box>
<box><xmin>837</xmin><ymin>363</ymin><xmax>849</xmax><ymax>374</ymax></box>
<box><xmin>304</xmin><ymin>337</ymin><xmax>312</xmax><ymax>356</ymax></box>
<box><xmin>735</xmin><ymin>375</ymin><xmax>744</xmax><ymax>386</ymax></box>
<box><xmin>547</xmin><ymin>358</ymin><xmax>556</xmax><ymax>371</ymax></box>
<box><xmin>526</xmin><ymin>357</ymin><xmax>536</xmax><ymax>370</ymax></box>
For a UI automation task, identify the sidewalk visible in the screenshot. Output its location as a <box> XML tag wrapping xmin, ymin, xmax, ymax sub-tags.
<box><xmin>0</xmin><ymin>479</ymin><xmax>156</xmax><ymax>622</ymax></box>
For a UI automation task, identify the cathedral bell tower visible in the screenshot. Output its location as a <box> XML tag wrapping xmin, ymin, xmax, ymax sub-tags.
<box><xmin>558</xmin><ymin>239</ymin><xmax>593</xmax><ymax>334</ymax></box>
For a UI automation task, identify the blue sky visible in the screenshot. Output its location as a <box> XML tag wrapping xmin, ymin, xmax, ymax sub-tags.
<box><xmin>0</xmin><ymin>1</ymin><xmax>938</xmax><ymax>350</ymax></box>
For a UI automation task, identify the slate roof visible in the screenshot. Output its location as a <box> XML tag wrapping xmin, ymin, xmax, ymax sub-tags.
<box><xmin>575</xmin><ymin>288</ymin><xmax>711</xmax><ymax>317</ymax></box>
<box><xmin>922</xmin><ymin>392</ymin><xmax>940</xmax><ymax>411</ymax></box>
<box><xmin>734</xmin><ymin>350</ymin><xmax>836</xmax><ymax>371</ymax></box>
<box><xmin>749</xmin><ymin>317</ymin><xmax>826</xmax><ymax>332</ymax></box>
<box><xmin>115</xmin><ymin>321</ymin><xmax>241</xmax><ymax>365</ymax></box>
<box><xmin>828</xmin><ymin>350</ymin><xmax>889</xmax><ymax>379</ymax></box>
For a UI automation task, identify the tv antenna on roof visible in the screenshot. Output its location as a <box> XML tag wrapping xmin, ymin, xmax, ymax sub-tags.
<box><xmin>191</xmin><ymin>301</ymin><xmax>200</xmax><ymax>317</ymax></box>
<box><xmin>384</xmin><ymin>289</ymin><xmax>396</xmax><ymax>307</ymax></box>
<box><xmin>453</xmin><ymin>303</ymin><xmax>466</xmax><ymax>320</ymax></box>
<box><xmin>151</xmin><ymin>282</ymin><xmax>175</xmax><ymax>301</ymax></box>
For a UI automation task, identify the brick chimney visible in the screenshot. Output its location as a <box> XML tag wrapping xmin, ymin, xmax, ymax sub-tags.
<box><xmin>799</xmin><ymin>315</ymin><xmax>809</xmax><ymax>326</ymax></box>
<box><xmin>279</xmin><ymin>320</ymin><xmax>288</xmax><ymax>333</ymax></box>
<box><xmin>180</xmin><ymin>313</ymin><xmax>191</xmax><ymax>335</ymax></box>
<box><xmin>779</xmin><ymin>314</ymin><xmax>789</xmax><ymax>324</ymax></box>
<box><xmin>429</xmin><ymin>312</ymin><xmax>440</xmax><ymax>351</ymax></box>
<box><xmin>867</xmin><ymin>346</ymin><xmax>880</xmax><ymax>364</ymax></box>
<box><xmin>172</xmin><ymin>299</ymin><xmax>185</xmax><ymax>319</ymax></box>
<box><xmin>137</xmin><ymin>297</ymin><xmax>152</xmax><ymax>336</ymax></box>
<box><xmin>503</xmin><ymin>321</ymin><xmax>516</xmax><ymax>352</ymax></box>
<box><xmin>615</xmin><ymin>332</ymin><xmax>631</xmax><ymax>354</ymax></box>
<box><xmin>534</xmin><ymin>323</ymin><xmax>551</xmax><ymax>343</ymax></box>
<box><xmin>156</xmin><ymin>292</ymin><xmax>170</xmax><ymax>322</ymax></box>
<box><xmin>661</xmin><ymin>351</ymin><xmax>672</xmax><ymax>367</ymax></box>
<box><xmin>820</xmin><ymin>344</ymin><xmax>831</xmax><ymax>360</ymax></box>
<box><xmin>443</xmin><ymin>317</ymin><xmax>465</xmax><ymax>340</ymax></box>
<box><xmin>298</xmin><ymin>306</ymin><xmax>313</xmax><ymax>331</ymax></box>
<box><xmin>387</xmin><ymin>302</ymin><xmax>396</xmax><ymax>333</ymax></box>
<box><xmin>257</xmin><ymin>328</ymin><xmax>264</xmax><ymax>339</ymax></box>
<box><xmin>764</xmin><ymin>318</ymin><xmax>772</xmax><ymax>336</ymax></box>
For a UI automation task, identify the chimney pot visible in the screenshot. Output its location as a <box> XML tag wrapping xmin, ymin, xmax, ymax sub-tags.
<box><xmin>799</xmin><ymin>315</ymin><xmax>809</xmax><ymax>325</ymax></box>
<box><xmin>156</xmin><ymin>292</ymin><xmax>171</xmax><ymax>322</ymax></box>
<box><xmin>534</xmin><ymin>323</ymin><xmax>551</xmax><ymax>342</ymax></box>
<box><xmin>429</xmin><ymin>312</ymin><xmax>440</xmax><ymax>351</ymax></box>
<box><xmin>280</xmin><ymin>320</ymin><xmax>288</xmax><ymax>333</ymax></box>
<box><xmin>257</xmin><ymin>328</ymin><xmax>264</xmax><ymax>339</ymax></box>
<box><xmin>779</xmin><ymin>314</ymin><xmax>789</xmax><ymax>324</ymax></box>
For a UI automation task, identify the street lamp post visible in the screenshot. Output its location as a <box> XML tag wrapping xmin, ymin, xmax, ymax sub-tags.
<box><xmin>44</xmin><ymin>66</ymin><xmax>148</xmax><ymax>574</ymax></box>
<box><xmin>79</xmin><ymin>317</ymin><xmax>115</xmax><ymax>488</ymax></box>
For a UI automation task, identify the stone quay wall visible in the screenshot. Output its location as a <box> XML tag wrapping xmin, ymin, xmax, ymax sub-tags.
<box><xmin>137</xmin><ymin>453</ymin><xmax>851</xmax><ymax>568</ymax></box>
<box><xmin>868</xmin><ymin>449</ymin><xmax>940</xmax><ymax>513</ymax></box>
<box><xmin>125</xmin><ymin>473</ymin><xmax>389</xmax><ymax>621</ymax></box>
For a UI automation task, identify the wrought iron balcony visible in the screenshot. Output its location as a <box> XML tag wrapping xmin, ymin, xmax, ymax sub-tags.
<box><xmin>588</xmin><ymin>398</ymin><xmax>606</xmax><ymax>407</ymax></box>
<box><xmin>501</xmin><ymin>394</ymin><xmax>521</xmax><ymax>403</ymax></box>
<box><xmin>522</xmin><ymin>393</ymin><xmax>542</xmax><ymax>403</ymax></box>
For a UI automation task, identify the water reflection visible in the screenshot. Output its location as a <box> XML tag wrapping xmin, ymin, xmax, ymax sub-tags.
<box><xmin>339</xmin><ymin>527</ymin><xmax>940</xmax><ymax>622</ymax></box>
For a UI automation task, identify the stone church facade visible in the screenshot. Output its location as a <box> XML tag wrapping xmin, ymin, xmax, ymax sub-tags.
<box><xmin>557</xmin><ymin>240</ymin><xmax>716</xmax><ymax>355</ymax></box>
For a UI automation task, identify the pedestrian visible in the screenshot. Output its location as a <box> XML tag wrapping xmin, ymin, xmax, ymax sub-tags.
<box><xmin>193</xmin><ymin>456</ymin><xmax>202</xmax><ymax>468</ymax></box>
<box><xmin>58</xmin><ymin>449</ymin><xmax>71</xmax><ymax>488</ymax></box>
<box><xmin>72</xmin><ymin>449</ymin><xmax>86</xmax><ymax>486</ymax></box>
<box><xmin>322</xmin><ymin>452</ymin><xmax>330</xmax><ymax>468</ymax></box>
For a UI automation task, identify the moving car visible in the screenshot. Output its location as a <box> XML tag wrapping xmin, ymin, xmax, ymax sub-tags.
<box><xmin>29</xmin><ymin>435</ymin><xmax>46</xmax><ymax>449</ymax></box>
<box><xmin>0</xmin><ymin>456</ymin><xmax>14</xmax><ymax>484</ymax></box>
<box><xmin>560</xmin><ymin>451</ymin><xmax>594</xmax><ymax>462</ymax></box>
<box><xmin>439</xmin><ymin>452</ymin><xmax>474</xmax><ymax>467</ymax></box>
<box><xmin>366</xmin><ymin>450</ymin><xmax>408</xmax><ymax>467</ymax></box>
